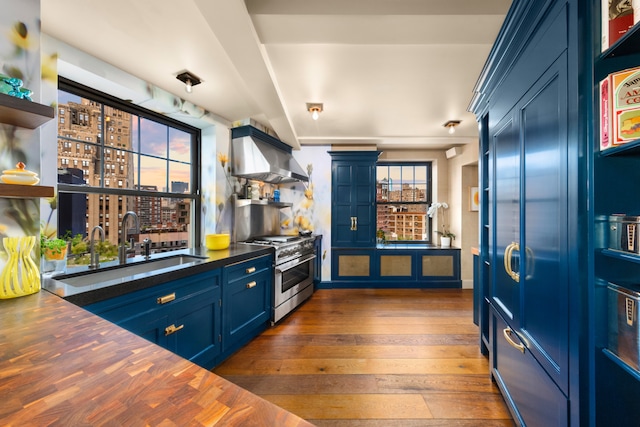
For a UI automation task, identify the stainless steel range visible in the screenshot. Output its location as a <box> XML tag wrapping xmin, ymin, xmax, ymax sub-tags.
<box><xmin>241</xmin><ymin>235</ymin><xmax>316</xmax><ymax>323</ymax></box>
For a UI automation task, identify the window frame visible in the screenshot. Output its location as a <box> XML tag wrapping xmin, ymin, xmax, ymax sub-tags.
<box><xmin>376</xmin><ymin>161</ymin><xmax>433</xmax><ymax>244</ymax></box>
<box><xmin>57</xmin><ymin>77</ymin><xmax>202</xmax><ymax>246</ymax></box>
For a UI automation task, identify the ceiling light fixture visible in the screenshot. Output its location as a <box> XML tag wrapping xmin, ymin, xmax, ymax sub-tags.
<box><xmin>176</xmin><ymin>71</ymin><xmax>202</xmax><ymax>94</ymax></box>
<box><xmin>307</xmin><ymin>103</ymin><xmax>323</xmax><ymax>120</ymax></box>
<box><xmin>443</xmin><ymin>120</ymin><xmax>461</xmax><ymax>134</ymax></box>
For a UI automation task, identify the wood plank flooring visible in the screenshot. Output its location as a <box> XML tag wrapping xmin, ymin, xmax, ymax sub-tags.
<box><xmin>213</xmin><ymin>288</ymin><xmax>515</xmax><ymax>426</ymax></box>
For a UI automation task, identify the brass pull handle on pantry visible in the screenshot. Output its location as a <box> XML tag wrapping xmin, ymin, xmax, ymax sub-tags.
<box><xmin>165</xmin><ymin>323</ymin><xmax>184</xmax><ymax>336</ymax></box>
<box><xmin>246</xmin><ymin>281</ymin><xmax>257</xmax><ymax>289</ymax></box>
<box><xmin>503</xmin><ymin>327</ymin><xmax>525</xmax><ymax>353</ymax></box>
<box><xmin>157</xmin><ymin>292</ymin><xmax>176</xmax><ymax>304</ymax></box>
<box><xmin>350</xmin><ymin>217</ymin><xmax>356</xmax><ymax>231</ymax></box>
<box><xmin>503</xmin><ymin>242</ymin><xmax>520</xmax><ymax>283</ymax></box>
<box><xmin>245</xmin><ymin>267</ymin><xmax>256</xmax><ymax>274</ymax></box>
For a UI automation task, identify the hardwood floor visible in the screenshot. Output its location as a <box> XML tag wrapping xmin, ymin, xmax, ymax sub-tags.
<box><xmin>213</xmin><ymin>288</ymin><xmax>515</xmax><ymax>426</ymax></box>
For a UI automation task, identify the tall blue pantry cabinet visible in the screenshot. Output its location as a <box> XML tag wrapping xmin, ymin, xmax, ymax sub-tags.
<box><xmin>469</xmin><ymin>0</ymin><xmax>610</xmax><ymax>425</ymax></box>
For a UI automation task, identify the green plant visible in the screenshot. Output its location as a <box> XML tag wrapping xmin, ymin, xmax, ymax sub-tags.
<box><xmin>376</xmin><ymin>229</ymin><xmax>386</xmax><ymax>243</ymax></box>
<box><xmin>40</xmin><ymin>233</ymin><xmax>68</xmax><ymax>257</ymax></box>
<box><xmin>436</xmin><ymin>230</ymin><xmax>456</xmax><ymax>240</ymax></box>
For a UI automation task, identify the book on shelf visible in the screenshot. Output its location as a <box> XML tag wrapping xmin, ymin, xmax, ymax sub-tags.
<box><xmin>600</xmin><ymin>65</ymin><xmax>640</xmax><ymax>150</ymax></box>
<box><xmin>602</xmin><ymin>0</ymin><xmax>636</xmax><ymax>51</ymax></box>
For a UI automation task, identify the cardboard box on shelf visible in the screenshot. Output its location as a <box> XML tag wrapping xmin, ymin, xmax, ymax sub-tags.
<box><xmin>600</xmin><ymin>65</ymin><xmax>640</xmax><ymax>150</ymax></box>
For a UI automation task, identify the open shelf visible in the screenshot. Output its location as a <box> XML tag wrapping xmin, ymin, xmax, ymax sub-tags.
<box><xmin>600</xmin><ymin>23</ymin><xmax>640</xmax><ymax>59</ymax></box>
<box><xmin>600</xmin><ymin>248</ymin><xmax>640</xmax><ymax>264</ymax></box>
<box><xmin>0</xmin><ymin>93</ymin><xmax>54</xmax><ymax>128</ymax></box>
<box><xmin>0</xmin><ymin>184</ymin><xmax>54</xmax><ymax>198</ymax></box>
<box><xmin>603</xmin><ymin>349</ymin><xmax>640</xmax><ymax>382</ymax></box>
<box><xmin>599</xmin><ymin>138</ymin><xmax>640</xmax><ymax>157</ymax></box>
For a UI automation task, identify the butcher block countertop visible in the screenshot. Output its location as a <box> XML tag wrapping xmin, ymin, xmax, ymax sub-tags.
<box><xmin>0</xmin><ymin>290</ymin><xmax>314</xmax><ymax>426</ymax></box>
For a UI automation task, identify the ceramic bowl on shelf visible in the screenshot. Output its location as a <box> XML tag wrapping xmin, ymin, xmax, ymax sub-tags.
<box><xmin>0</xmin><ymin>162</ymin><xmax>39</xmax><ymax>185</ymax></box>
<box><xmin>205</xmin><ymin>233</ymin><xmax>230</xmax><ymax>250</ymax></box>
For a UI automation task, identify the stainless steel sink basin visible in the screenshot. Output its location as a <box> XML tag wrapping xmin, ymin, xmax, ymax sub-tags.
<box><xmin>55</xmin><ymin>254</ymin><xmax>208</xmax><ymax>287</ymax></box>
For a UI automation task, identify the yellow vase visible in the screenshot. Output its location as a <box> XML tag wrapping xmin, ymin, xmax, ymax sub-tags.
<box><xmin>0</xmin><ymin>236</ymin><xmax>40</xmax><ymax>299</ymax></box>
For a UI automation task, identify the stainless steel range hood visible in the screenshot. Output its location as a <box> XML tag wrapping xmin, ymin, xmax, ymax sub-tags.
<box><xmin>230</xmin><ymin>126</ymin><xmax>308</xmax><ymax>184</ymax></box>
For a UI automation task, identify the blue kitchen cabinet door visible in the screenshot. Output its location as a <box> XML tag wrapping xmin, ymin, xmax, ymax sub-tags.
<box><xmin>330</xmin><ymin>151</ymin><xmax>379</xmax><ymax>248</ymax></box>
<box><xmin>490</xmin><ymin>306</ymin><xmax>568</xmax><ymax>426</ymax></box>
<box><xmin>170</xmin><ymin>285</ymin><xmax>221</xmax><ymax>369</ymax></box>
<box><xmin>488</xmin><ymin>48</ymin><xmax>570</xmax><ymax>421</ymax></box>
<box><xmin>520</xmin><ymin>53</ymin><xmax>569</xmax><ymax>394</ymax></box>
<box><xmin>222</xmin><ymin>261</ymin><xmax>272</xmax><ymax>355</ymax></box>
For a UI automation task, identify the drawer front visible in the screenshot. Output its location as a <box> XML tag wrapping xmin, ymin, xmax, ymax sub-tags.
<box><xmin>85</xmin><ymin>269</ymin><xmax>219</xmax><ymax>323</ymax></box>
<box><xmin>225</xmin><ymin>254</ymin><xmax>272</xmax><ymax>284</ymax></box>
<box><xmin>490</xmin><ymin>306</ymin><xmax>568</xmax><ymax>427</ymax></box>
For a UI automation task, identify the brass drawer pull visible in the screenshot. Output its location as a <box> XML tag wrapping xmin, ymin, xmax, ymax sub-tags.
<box><xmin>165</xmin><ymin>324</ymin><xmax>184</xmax><ymax>336</ymax></box>
<box><xmin>503</xmin><ymin>327</ymin><xmax>525</xmax><ymax>353</ymax></box>
<box><xmin>246</xmin><ymin>281</ymin><xmax>257</xmax><ymax>289</ymax></box>
<box><xmin>157</xmin><ymin>292</ymin><xmax>176</xmax><ymax>304</ymax></box>
<box><xmin>246</xmin><ymin>267</ymin><xmax>256</xmax><ymax>274</ymax></box>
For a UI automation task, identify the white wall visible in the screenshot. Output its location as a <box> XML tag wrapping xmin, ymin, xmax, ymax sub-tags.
<box><xmin>447</xmin><ymin>143</ymin><xmax>479</xmax><ymax>288</ymax></box>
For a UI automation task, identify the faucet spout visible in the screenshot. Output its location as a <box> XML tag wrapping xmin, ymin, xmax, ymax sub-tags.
<box><xmin>89</xmin><ymin>225</ymin><xmax>105</xmax><ymax>270</ymax></box>
<box><xmin>119</xmin><ymin>211</ymin><xmax>140</xmax><ymax>264</ymax></box>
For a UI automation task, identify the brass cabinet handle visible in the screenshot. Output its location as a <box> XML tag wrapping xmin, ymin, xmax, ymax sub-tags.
<box><xmin>246</xmin><ymin>281</ymin><xmax>257</xmax><ymax>289</ymax></box>
<box><xmin>503</xmin><ymin>242</ymin><xmax>520</xmax><ymax>283</ymax></box>
<box><xmin>524</xmin><ymin>246</ymin><xmax>534</xmax><ymax>280</ymax></box>
<box><xmin>245</xmin><ymin>266</ymin><xmax>256</xmax><ymax>274</ymax></box>
<box><xmin>165</xmin><ymin>323</ymin><xmax>184</xmax><ymax>336</ymax></box>
<box><xmin>350</xmin><ymin>216</ymin><xmax>358</xmax><ymax>231</ymax></box>
<box><xmin>157</xmin><ymin>292</ymin><xmax>176</xmax><ymax>304</ymax></box>
<box><xmin>503</xmin><ymin>327</ymin><xmax>525</xmax><ymax>353</ymax></box>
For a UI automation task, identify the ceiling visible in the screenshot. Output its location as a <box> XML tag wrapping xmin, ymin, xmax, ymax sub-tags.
<box><xmin>41</xmin><ymin>0</ymin><xmax>510</xmax><ymax>151</ymax></box>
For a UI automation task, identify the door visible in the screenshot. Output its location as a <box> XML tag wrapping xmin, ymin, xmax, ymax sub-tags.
<box><xmin>330</xmin><ymin>152</ymin><xmax>378</xmax><ymax>248</ymax></box>
<box><xmin>520</xmin><ymin>54</ymin><xmax>569</xmax><ymax>393</ymax></box>
<box><xmin>491</xmin><ymin>54</ymin><xmax>569</xmax><ymax>395</ymax></box>
<box><xmin>492</xmin><ymin>113</ymin><xmax>520</xmax><ymax>325</ymax></box>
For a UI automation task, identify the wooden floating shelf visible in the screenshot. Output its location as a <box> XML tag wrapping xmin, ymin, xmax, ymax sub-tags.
<box><xmin>0</xmin><ymin>92</ymin><xmax>54</xmax><ymax>129</ymax></box>
<box><xmin>0</xmin><ymin>183</ymin><xmax>54</xmax><ymax>198</ymax></box>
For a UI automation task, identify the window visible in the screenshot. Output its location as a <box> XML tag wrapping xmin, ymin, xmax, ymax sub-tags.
<box><xmin>55</xmin><ymin>78</ymin><xmax>200</xmax><ymax>263</ymax></box>
<box><xmin>376</xmin><ymin>163</ymin><xmax>432</xmax><ymax>243</ymax></box>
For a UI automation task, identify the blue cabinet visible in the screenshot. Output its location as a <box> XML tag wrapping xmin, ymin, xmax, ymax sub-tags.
<box><xmin>85</xmin><ymin>269</ymin><xmax>222</xmax><ymax>369</ymax></box>
<box><xmin>83</xmin><ymin>255</ymin><xmax>274</xmax><ymax>369</ymax></box>
<box><xmin>329</xmin><ymin>151</ymin><xmax>379</xmax><ymax>248</ymax></box>
<box><xmin>221</xmin><ymin>254</ymin><xmax>272</xmax><ymax>357</ymax></box>
<box><xmin>471</xmin><ymin>1</ymin><xmax>579</xmax><ymax>425</ymax></box>
<box><xmin>328</xmin><ymin>247</ymin><xmax>461</xmax><ymax>288</ymax></box>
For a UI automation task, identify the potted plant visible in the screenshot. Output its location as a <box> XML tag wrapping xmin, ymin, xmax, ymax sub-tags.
<box><xmin>40</xmin><ymin>233</ymin><xmax>68</xmax><ymax>261</ymax></box>
<box><xmin>376</xmin><ymin>229</ymin><xmax>386</xmax><ymax>244</ymax></box>
<box><xmin>427</xmin><ymin>201</ymin><xmax>455</xmax><ymax>247</ymax></box>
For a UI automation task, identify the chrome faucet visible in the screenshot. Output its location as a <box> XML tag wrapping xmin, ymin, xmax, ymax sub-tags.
<box><xmin>89</xmin><ymin>225</ymin><xmax>105</xmax><ymax>270</ymax></box>
<box><xmin>119</xmin><ymin>211</ymin><xmax>140</xmax><ymax>264</ymax></box>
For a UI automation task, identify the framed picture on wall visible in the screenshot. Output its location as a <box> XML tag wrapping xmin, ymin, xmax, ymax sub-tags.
<box><xmin>469</xmin><ymin>186</ymin><xmax>479</xmax><ymax>211</ymax></box>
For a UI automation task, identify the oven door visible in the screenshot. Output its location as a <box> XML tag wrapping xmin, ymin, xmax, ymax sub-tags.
<box><xmin>274</xmin><ymin>253</ymin><xmax>315</xmax><ymax>306</ymax></box>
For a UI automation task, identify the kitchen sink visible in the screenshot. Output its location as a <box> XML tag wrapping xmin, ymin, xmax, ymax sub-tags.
<box><xmin>53</xmin><ymin>254</ymin><xmax>208</xmax><ymax>287</ymax></box>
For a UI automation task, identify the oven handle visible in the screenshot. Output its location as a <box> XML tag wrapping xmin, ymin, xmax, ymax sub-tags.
<box><xmin>276</xmin><ymin>254</ymin><xmax>316</xmax><ymax>273</ymax></box>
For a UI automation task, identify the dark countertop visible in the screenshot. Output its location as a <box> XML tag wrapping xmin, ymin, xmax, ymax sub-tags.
<box><xmin>376</xmin><ymin>243</ymin><xmax>461</xmax><ymax>249</ymax></box>
<box><xmin>43</xmin><ymin>244</ymin><xmax>274</xmax><ymax>306</ymax></box>
<box><xmin>0</xmin><ymin>290</ymin><xmax>313</xmax><ymax>426</ymax></box>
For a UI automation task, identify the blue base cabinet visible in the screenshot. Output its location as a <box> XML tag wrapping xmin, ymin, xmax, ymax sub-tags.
<box><xmin>84</xmin><ymin>254</ymin><xmax>274</xmax><ymax>370</ymax></box>
<box><xmin>85</xmin><ymin>269</ymin><xmax>222</xmax><ymax>369</ymax></box>
<box><xmin>328</xmin><ymin>247</ymin><xmax>461</xmax><ymax>288</ymax></box>
<box><xmin>221</xmin><ymin>254</ymin><xmax>272</xmax><ymax>358</ymax></box>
